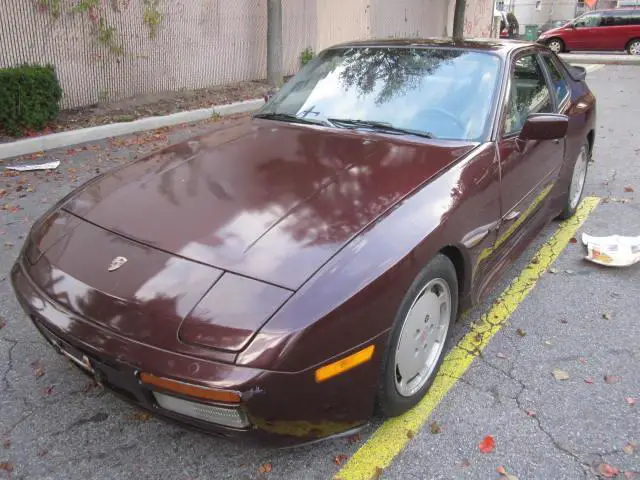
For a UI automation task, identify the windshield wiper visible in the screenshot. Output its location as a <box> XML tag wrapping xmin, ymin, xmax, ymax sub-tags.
<box><xmin>253</xmin><ymin>112</ymin><xmax>330</xmax><ymax>126</ymax></box>
<box><xmin>328</xmin><ymin>118</ymin><xmax>434</xmax><ymax>139</ymax></box>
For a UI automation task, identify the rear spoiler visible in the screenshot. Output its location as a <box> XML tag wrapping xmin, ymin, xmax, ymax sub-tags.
<box><xmin>568</xmin><ymin>65</ymin><xmax>587</xmax><ymax>81</ymax></box>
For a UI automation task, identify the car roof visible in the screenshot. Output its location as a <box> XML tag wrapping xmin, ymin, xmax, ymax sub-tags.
<box><xmin>587</xmin><ymin>7</ymin><xmax>639</xmax><ymax>12</ymax></box>
<box><xmin>327</xmin><ymin>37</ymin><xmax>538</xmax><ymax>55</ymax></box>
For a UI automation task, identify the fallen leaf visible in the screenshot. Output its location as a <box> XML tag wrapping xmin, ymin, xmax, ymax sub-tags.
<box><xmin>623</xmin><ymin>443</ymin><xmax>635</xmax><ymax>455</ymax></box>
<box><xmin>37</xmin><ymin>449</ymin><xmax>48</xmax><ymax>457</ymax></box>
<box><xmin>584</xmin><ymin>377</ymin><xmax>594</xmax><ymax>384</ymax></box>
<box><xmin>42</xmin><ymin>385</ymin><xmax>54</xmax><ymax>396</ymax></box>
<box><xmin>552</xmin><ymin>369</ymin><xmax>570</xmax><ymax>381</ymax></box>
<box><xmin>406</xmin><ymin>430</ymin><xmax>414</xmax><ymax>439</ymax></box>
<box><xmin>604</xmin><ymin>375</ymin><xmax>620</xmax><ymax>384</ymax></box>
<box><xmin>30</xmin><ymin>361</ymin><xmax>44</xmax><ymax>378</ymax></box>
<box><xmin>479</xmin><ymin>435</ymin><xmax>495</xmax><ymax>453</ymax></box>
<box><xmin>0</xmin><ymin>320</ymin><xmax>5</xmax><ymax>330</ymax></box>
<box><xmin>565</xmin><ymin>269</ymin><xmax>574</xmax><ymax>274</ymax></box>
<box><xmin>373</xmin><ymin>466</ymin><xmax>384</xmax><ymax>479</ymax></box>
<box><xmin>525</xmin><ymin>409</ymin><xmax>536</xmax><ymax>417</ymax></box>
<box><xmin>460</xmin><ymin>459</ymin><xmax>471</xmax><ymax>468</ymax></box>
<box><xmin>258</xmin><ymin>463</ymin><xmax>272</xmax><ymax>474</ymax></box>
<box><xmin>549</xmin><ymin>267</ymin><xmax>558</xmax><ymax>273</ymax></box>
<box><xmin>625</xmin><ymin>397</ymin><xmax>636</xmax><ymax>407</ymax></box>
<box><xmin>333</xmin><ymin>454</ymin><xmax>349</xmax><ymax>466</ymax></box>
<box><xmin>496</xmin><ymin>352</ymin><xmax>508</xmax><ymax>359</ymax></box>
<box><xmin>544</xmin><ymin>340</ymin><xmax>552</xmax><ymax>346</ymax></box>
<box><xmin>625</xmin><ymin>471</ymin><xmax>639</xmax><ymax>479</ymax></box>
<box><xmin>579</xmin><ymin>357</ymin><xmax>587</xmax><ymax>364</ymax></box>
<box><xmin>516</xmin><ymin>328</ymin><xmax>526</xmax><ymax>337</ymax></box>
<box><xmin>624</xmin><ymin>186</ymin><xmax>635</xmax><ymax>193</ymax></box>
<box><xmin>531</xmin><ymin>258</ymin><xmax>539</xmax><ymax>264</ymax></box>
<box><xmin>602</xmin><ymin>312</ymin><xmax>611</xmax><ymax>320</ymax></box>
<box><xmin>131</xmin><ymin>411</ymin><xmax>152</xmax><ymax>422</ymax></box>
<box><xmin>0</xmin><ymin>462</ymin><xmax>14</xmax><ymax>472</ymax></box>
<box><xmin>559</xmin><ymin>319</ymin><xmax>568</xmax><ymax>324</ymax></box>
<box><xmin>598</xmin><ymin>463</ymin><xmax>620</xmax><ymax>478</ymax></box>
<box><xmin>497</xmin><ymin>465</ymin><xmax>520</xmax><ymax>480</ymax></box>
<box><xmin>430</xmin><ymin>421</ymin><xmax>441</xmax><ymax>434</ymax></box>
<box><xmin>2</xmin><ymin>439</ymin><xmax>10</xmax><ymax>448</ymax></box>
<box><xmin>569</xmin><ymin>237</ymin><xmax>578</xmax><ymax>244</ymax></box>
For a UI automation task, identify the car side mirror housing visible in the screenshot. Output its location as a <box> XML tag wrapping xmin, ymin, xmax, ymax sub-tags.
<box><xmin>519</xmin><ymin>114</ymin><xmax>569</xmax><ymax>141</ymax></box>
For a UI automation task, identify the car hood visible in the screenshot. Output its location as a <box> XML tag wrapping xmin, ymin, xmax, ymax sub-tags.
<box><xmin>540</xmin><ymin>26</ymin><xmax>564</xmax><ymax>37</ymax></box>
<box><xmin>62</xmin><ymin>117</ymin><xmax>478</xmax><ymax>290</ymax></box>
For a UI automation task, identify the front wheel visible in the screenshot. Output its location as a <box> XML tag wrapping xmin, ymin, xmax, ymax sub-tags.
<box><xmin>627</xmin><ymin>39</ymin><xmax>640</xmax><ymax>55</ymax></box>
<box><xmin>377</xmin><ymin>254</ymin><xmax>458</xmax><ymax>417</ymax></box>
<box><xmin>558</xmin><ymin>140</ymin><xmax>590</xmax><ymax>220</ymax></box>
<box><xmin>547</xmin><ymin>38</ymin><xmax>565</xmax><ymax>53</ymax></box>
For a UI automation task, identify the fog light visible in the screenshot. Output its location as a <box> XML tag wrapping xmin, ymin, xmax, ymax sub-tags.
<box><xmin>153</xmin><ymin>392</ymin><xmax>250</xmax><ymax>429</ymax></box>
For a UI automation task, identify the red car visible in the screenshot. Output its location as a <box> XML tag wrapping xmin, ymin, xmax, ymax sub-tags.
<box><xmin>538</xmin><ymin>8</ymin><xmax>640</xmax><ymax>54</ymax></box>
<box><xmin>11</xmin><ymin>39</ymin><xmax>596</xmax><ymax>446</ymax></box>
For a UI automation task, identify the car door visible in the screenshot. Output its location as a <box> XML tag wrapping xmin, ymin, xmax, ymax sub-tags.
<box><xmin>600</xmin><ymin>11</ymin><xmax>629</xmax><ymax>50</ymax></box>
<box><xmin>494</xmin><ymin>51</ymin><xmax>564</xmax><ymax>257</ymax></box>
<box><xmin>569</xmin><ymin>12</ymin><xmax>606</xmax><ymax>50</ymax></box>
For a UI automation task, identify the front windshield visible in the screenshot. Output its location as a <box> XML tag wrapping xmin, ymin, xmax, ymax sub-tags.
<box><xmin>258</xmin><ymin>47</ymin><xmax>502</xmax><ymax>141</ymax></box>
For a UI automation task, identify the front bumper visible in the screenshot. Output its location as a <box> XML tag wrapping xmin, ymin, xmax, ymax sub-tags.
<box><xmin>10</xmin><ymin>258</ymin><xmax>379</xmax><ymax>447</ymax></box>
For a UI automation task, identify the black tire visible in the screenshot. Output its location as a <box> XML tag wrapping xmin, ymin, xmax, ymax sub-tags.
<box><xmin>546</xmin><ymin>38</ymin><xmax>565</xmax><ymax>53</ymax></box>
<box><xmin>626</xmin><ymin>38</ymin><xmax>640</xmax><ymax>55</ymax></box>
<box><xmin>377</xmin><ymin>254</ymin><xmax>458</xmax><ymax>417</ymax></box>
<box><xmin>558</xmin><ymin>140</ymin><xmax>590</xmax><ymax>220</ymax></box>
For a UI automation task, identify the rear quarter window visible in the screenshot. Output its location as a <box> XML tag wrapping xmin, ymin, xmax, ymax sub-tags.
<box><xmin>540</xmin><ymin>55</ymin><xmax>570</xmax><ymax>105</ymax></box>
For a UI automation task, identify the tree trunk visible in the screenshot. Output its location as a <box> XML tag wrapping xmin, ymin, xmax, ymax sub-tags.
<box><xmin>452</xmin><ymin>0</ymin><xmax>466</xmax><ymax>40</ymax></box>
<box><xmin>267</xmin><ymin>0</ymin><xmax>283</xmax><ymax>87</ymax></box>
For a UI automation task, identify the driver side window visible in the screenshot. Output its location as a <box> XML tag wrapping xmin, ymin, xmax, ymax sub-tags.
<box><xmin>503</xmin><ymin>54</ymin><xmax>553</xmax><ymax>136</ymax></box>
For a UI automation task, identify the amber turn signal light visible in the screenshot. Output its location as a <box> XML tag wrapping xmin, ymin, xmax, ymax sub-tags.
<box><xmin>139</xmin><ymin>372</ymin><xmax>241</xmax><ymax>404</ymax></box>
<box><xmin>314</xmin><ymin>345</ymin><xmax>375</xmax><ymax>383</ymax></box>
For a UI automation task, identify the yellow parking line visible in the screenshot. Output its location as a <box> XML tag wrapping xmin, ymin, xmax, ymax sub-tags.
<box><xmin>334</xmin><ymin>197</ymin><xmax>601</xmax><ymax>480</ymax></box>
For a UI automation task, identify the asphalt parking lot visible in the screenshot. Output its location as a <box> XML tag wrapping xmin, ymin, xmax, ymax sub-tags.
<box><xmin>1</xmin><ymin>64</ymin><xmax>639</xmax><ymax>480</ymax></box>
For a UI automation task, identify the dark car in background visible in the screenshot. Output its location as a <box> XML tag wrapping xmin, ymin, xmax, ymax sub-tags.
<box><xmin>11</xmin><ymin>39</ymin><xmax>596</xmax><ymax>446</ymax></box>
<box><xmin>538</xmin><ymin>8</ymin><xmax>640</xmax><ymax>54</ymax></box>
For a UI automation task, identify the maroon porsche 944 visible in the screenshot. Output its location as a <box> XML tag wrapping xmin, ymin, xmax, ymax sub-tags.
<box><xmin>11</xmin><ymin>38</ymin><xmax>596</xmax><ymax>446</ymax></box>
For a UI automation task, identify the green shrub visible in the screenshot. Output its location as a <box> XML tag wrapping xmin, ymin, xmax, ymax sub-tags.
<box><xmin>300</xmin><ymin>47</ymin><xmax>315</xmax><ymax>68</ymax></box>
<box><xmin>0</xmin><ymin>64</ymin><xmax>63</xmax><ymax>135</ymax></box>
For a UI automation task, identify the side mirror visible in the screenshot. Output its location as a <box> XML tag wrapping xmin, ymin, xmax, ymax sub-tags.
<box><xmin>519</xmin><ymin>114</ymin><xmax>569</xmax><ymax>141</ymax></box>
<box><xmin>264</xmin><ymin>90</ymin><xmax>277</xmax><ymax>103</ymax></box>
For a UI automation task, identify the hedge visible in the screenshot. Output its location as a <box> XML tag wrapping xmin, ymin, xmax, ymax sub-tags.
<box><xmin>0</xmin><ymin>64</ymin><xmax>63</xmax><ymax>135</ymax></box>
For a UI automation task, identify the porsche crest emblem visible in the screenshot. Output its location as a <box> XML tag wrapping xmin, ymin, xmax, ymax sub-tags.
<box><xmin>108</xmin><ymin>256</ymin><xmax>128</xmax><ymax>272</ymax></box>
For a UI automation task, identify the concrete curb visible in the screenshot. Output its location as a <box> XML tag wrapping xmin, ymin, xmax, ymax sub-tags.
<box><xmin>560</xmin><ymin>53</ymin><xmax>640</xmax><ymax>65</ymax></box>
<box><xmin>0</xmin><ymin>98</ymin><xmax>264</xmax><ymax>161</ymax></box>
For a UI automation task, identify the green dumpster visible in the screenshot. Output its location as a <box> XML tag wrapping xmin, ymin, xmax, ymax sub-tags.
<box><xmin>524</xmin><ymin>24</ymin><xmax>538</xmax><ymax>41</ymax></box>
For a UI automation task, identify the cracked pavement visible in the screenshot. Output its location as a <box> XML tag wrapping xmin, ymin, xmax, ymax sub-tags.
<box><xmin>1</xmin><ymin>66</ymin><xmax>639</xmax><ymax>479</ymax></box>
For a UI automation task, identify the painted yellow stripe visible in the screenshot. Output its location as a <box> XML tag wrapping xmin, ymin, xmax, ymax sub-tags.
<box><xmin>334</xmin><ymin>197</ymin><xmax>600</xmax><ymax>480</ymax></box>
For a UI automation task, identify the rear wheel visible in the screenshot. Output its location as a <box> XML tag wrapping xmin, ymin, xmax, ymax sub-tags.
<box><xmin>547</xmin><ymin>38</ymin><xmax>565</xmax><ymax>53</ymax></box>
<box><xmin>627</xmin><ymin>39</ymin><xmax>640</xmax><ymax>55</ymax></box>
<box><xmin>377</xmin><ymin>254</ymin><xmax>458</xmax><ymax>417</ymax></box>
<box><xmin>559</xmin><ymin>140</ymin><xmax>590</xmax><ymax>220</ymax></box>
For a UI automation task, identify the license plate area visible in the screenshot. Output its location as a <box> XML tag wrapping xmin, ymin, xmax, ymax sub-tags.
<box><xmin>34</xmin><ymin>318</ymin><xmax>95</xmax><ymax>374</ymax></box>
